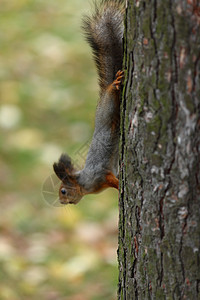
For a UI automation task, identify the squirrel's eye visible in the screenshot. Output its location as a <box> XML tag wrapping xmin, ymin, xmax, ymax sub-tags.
<box><xmin>61</xmin><ymin>188</ymin><xmax>67</xmax><ymax>195</ymax></box>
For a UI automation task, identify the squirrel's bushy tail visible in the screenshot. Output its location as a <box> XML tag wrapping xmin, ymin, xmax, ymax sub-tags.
<box><xmin>82</xmin><ymin>0</ymin><xmax>124</xmax><ymax>94</ymax></box>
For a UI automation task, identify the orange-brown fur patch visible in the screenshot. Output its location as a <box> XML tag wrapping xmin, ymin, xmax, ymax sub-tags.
<box><xmin>89</xmin><ymin>172</ymin><xmax>119</xmax><ymax>194</ymax></box>
<box><xmin>104</xmin><ymin>172</ymin><xmax>119</xmax><ymax>189</ymax></box>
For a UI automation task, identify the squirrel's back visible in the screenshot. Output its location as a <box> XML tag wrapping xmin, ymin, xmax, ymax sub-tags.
<box><xmin>82</xmin><ymin>0</ymin><xmax>124</xmax><ymax>95</ymax></box>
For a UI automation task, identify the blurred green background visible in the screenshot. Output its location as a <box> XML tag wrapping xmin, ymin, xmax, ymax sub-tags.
<box><xmin>0</xmin><ymin>0</ymin><xmax>119</xmax><ymax>299</ymax></box>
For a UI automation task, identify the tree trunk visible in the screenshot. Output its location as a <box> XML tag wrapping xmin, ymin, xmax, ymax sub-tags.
<box><xmin>118</xmin><ymin>0</ymin><xmax>200</xmax><ymax>299</ymax></box>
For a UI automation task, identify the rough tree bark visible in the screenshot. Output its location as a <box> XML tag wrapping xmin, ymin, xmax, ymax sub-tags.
<box><xmin>118</xmin><ymin>0</ymin><xmax>200</xmax><ymax>299</ymax></box>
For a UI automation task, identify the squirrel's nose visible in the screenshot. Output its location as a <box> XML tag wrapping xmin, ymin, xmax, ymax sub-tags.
<box><xmin>60</xmin><ymin>200</ymin><xmax>66</xmax><ymax>205</ymax></box>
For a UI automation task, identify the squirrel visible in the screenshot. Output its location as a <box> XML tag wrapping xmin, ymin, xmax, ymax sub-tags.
<box><xmin>53</xmin><ymin>0</ymin><xmax>124</xmax><ymax>205</ymax></box>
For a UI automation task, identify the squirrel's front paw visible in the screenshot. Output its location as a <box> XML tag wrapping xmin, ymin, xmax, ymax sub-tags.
<box><xmin>113</xmin><ymin>70</ymin><xmax>124</xmax><ymax>90</ymax></box>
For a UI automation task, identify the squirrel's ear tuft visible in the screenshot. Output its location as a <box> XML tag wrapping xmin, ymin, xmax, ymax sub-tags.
<box><xmin>58</xmin><ymin>154</ymin><xmax>74</xmax><ymax>173</ymax></box>
<box><xmin>53</xmin><ymin>161</ymin><xmax>67</xmax><ymax>181</ymax></box>
<box><xmin>53</xmin><ymin>154</ymin><xmax>74</xmax><ymax>181</ymax></box>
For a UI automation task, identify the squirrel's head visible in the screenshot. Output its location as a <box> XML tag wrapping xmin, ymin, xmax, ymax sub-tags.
<box><xmin>53</xmin><ymin>154</ymin><xmax>83</xmax><ymax>205</ymax></box>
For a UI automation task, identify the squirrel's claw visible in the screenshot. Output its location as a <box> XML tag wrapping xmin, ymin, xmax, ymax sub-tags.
<box><xmin>113</xmin><ymin>70</ymin><xmax>124</xmax><ymax>90</ymax></box>
<box><xmin>115</xmin><ymin>70</ymin><xmax>124</xmax><ymax>77</ymax></box>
